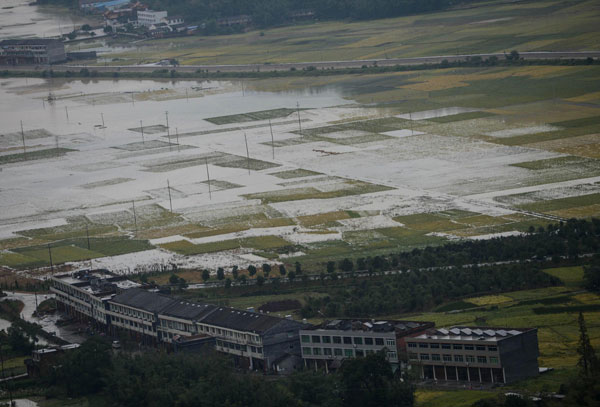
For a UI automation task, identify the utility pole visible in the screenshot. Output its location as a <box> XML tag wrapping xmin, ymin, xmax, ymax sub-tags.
<box><xmin>20</xmin><ymin>120</ymin><xmax>26</xmax><ymax>157</ymax></box>
<box><xmin>131</xmin><ymin>92</ymin><xmax>135</xmax><ymax>105</ymax></box>
<box><xmin>132</xmin><ymin>200</ymin><xmax>138</xmax><ymax>237</ymax></box>
<box><xmin>269</xmin><ymin>119</ymin><xmax>275</xmax><ymax>160</ymax></box>
<box><xmin>140</xmin><ymin>120</ymin><xmax>145</xmax><ymax>144</ymax></box>
<box><xmin>86</xmin><ymin>224</ymin><xmax>91</xmax><ymax>250</ymax></box>
<box><xmin>205</xmin><ymin>158</ymin><xmax>212</xmax><ymax>200</ymax></box>
<box><xmin>165</xmin><ymin>111</ymin><xmax>171</xmax><ymax>150</ymax></box>
<box><xmin>185</xmin><ymin>88</ymin><xmax>189</xmax><ymax>102</ymax></box>
<box><xmin>409</xmin><ymin>111</ymin><xmax>414</xmax><ymax>136</ymax></box>
<box><xmin>296</xmin><ymin>102</ymin><xmax>302</xmax><ymax>136</ymax></box>
<box><xmin>244</xmin><ymin>133</ymin><xmax>250</xmax><ymax>175</ymax></box>
<box><xmin>48</xmin><ymin>244</ymin><xmax>54</xmax><ymax>272</ymax></box>
<box><xmin>167</xmin><ymin>179</ymin><xmax>173</xmax><ymax>212</ymax></box>
<box><xmin>101</xmin><ymin>112</ymin><xmax>105</xmax><ymax>127</ymax></box>
<box><xmin>65</xmin><ymin>106</ymin><xmax>69</xmax><ymax>122</ymax></box>
<box><xmin>176</xmin><ymin>127</ymin><xmax>180</xmax><ymax>152</ymax></box>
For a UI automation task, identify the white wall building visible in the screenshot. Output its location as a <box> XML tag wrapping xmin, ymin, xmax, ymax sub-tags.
<box><xmin>137</xmin><ymin>10</ymin><xmax>168</xmax><ymax>27</ymax></box>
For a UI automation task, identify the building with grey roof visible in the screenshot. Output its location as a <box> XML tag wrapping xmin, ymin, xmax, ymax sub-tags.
<box><xmin>0</xmin><ymin>39</ymin><xmax>65</xmax><ymax>65</ymax></box>
<box><xmin>405</xmin><ymin>326</ymin><xmax>539</xmax><ymax>384</ymax></box>
<box><xmin>300</xmin><ymin>319</ymin><xmax>434</xmax><ymax>372</ymax></box>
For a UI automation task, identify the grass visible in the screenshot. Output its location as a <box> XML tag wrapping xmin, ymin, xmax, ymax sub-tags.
<box><xmin>0</xmin><ymin>148</ymin><xmax>75</xmax><ymax>165</ymax></box>
<box><xmin>467</xmin><ymin>295</ymin><xmax>514</xmax><ymax>306</ymax></box>
<box><xmin>416</xmin><ymin>389</ymin><xmax>495</xmax><ymax>407</ymax></box>
<box><xmin>511</xmin><ymin>156</ymin><xmax>596</xmax><ymax>170</ymax></box>
<box><xmin>205</xmin><ymin>108</ymin><xmax>298</xmax><ymax>125</ymax></box>
<box><xmin>518</xmin><ymin>193</ymin><xmax>600</xmax><ymax>213</ymax></box>
<box><xmin>243</xmin><ymin>181</ymin><xmax>393</xmax><ymax>204</ymax></box>
<box><xmin>240</xmin><ymin>235</ymin><xmax>292</xmax><ymax>250</ymax></box>
<box><xmin>270</xmin><ymin>169</ymin><xmax>322</xmax><ymax>179</ymax></box>
<box><xmin>426</xmin><ymin>111</ymin><xmax>495</xmax><ymax>123</ymax></box>
<box><xmin>543</xmin><ymin>266</ymin><xmax>584</xmax><ymax>288</ymax></box>
<box><xmin>297</xmin><ymin>211</ymin><xmax>353</xmax><ymax>227</ymax></box>
<box><xmin>161</xmin><ymin>235</ymin><xmax>292</xmax><ymax>255</ymax></box>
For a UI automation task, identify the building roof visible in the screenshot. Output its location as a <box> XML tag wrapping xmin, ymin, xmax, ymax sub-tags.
<box><xmin>160</xmin><ymin>300</ymin><xmax>217</xmax><ymax>320</ymax></box>
<box><xmin>199</xmin><ymin>307</ymin><xmax>292</xmax><ymax>334</ymax></box>
<box><xmin>408</xmin><ymin>326</ymin><xmax>535</xmax><ymax>342</ymax></box>
<box><xmin>109</xmin><ymin>288</ymin><xmax>175</xmax><ymax>313</ymax></box>
<box><xmin>0</xmin><ymin>39</ymin><xmax>62</xmax><ymax>46</ymax></box>
<box><xmin>305</xmin><ymin>319</ymin><xmax>433</xmax><ymax>334</ymax></box>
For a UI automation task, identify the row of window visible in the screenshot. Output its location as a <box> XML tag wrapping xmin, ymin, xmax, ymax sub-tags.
<box><xmin>410</xmin><ymin>353</ymin><xmax>499</xmax><ymax>365</ymax></box>
<box><xmin>301</xmin><ymin>335</ymin><xmax>395</xmax><ymax>347</ymax></box>
<box><xmin>407</xmin><ymin>343</ymin><xmax>497</xmax><ymax>352</ymax></box>
<box><xmin>303</xmin><ymin>347</ymin><xmax>398</xmax><ymax>359</ymax></box>
<box><xmin>216</xmin><ymin>340</ymin><xmax>263</xmax><ymax>354</ymax></box>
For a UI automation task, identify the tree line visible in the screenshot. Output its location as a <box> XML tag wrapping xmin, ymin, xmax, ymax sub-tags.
<box><xmin>41</xmin><ymin>337</ymin><xmax>414</xmax><ymax>407</ymax></box>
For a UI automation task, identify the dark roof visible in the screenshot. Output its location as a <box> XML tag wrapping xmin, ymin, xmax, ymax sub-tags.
<box><xmin>110</xmin><ymin>288</ymin><xmax>175</xmax><ymax>313</ymax></box>
<box><xmin>199</xmin><ymin>307</ymin><xmax>291</xmax><ymax>334</ymax></box>
<box><xmin>1</xmin><ymin>39</ymin><xmax>62</xmax><ymax>46</ymax></box>
<box><xmin>160</xmin><ymin>300</ymin><xmax>217</xmax><ymax>320</ymax></box>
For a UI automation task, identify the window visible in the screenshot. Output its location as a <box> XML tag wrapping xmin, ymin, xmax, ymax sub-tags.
<box><xmin>334</xmin><ymin>348</ymin><xmax>343</xmax><ymax>356</ymax></box>
<box><xmin>453</xmin><ymin>344</ymin><xmax>463</xmax><ymax>350</ymax></box>
<box><xmin>443</xmin><ymin>354</ymin><xmax>452</xmax><ymax>362</ymax></box>
<box><xmin>418</xmin><ymin>343</ymin><xmax>429</xmax><ymax>348</ymax></box>
<box><xmin>301</xmin><ymin>335</ymin><xmax>310</xmax><ymax>343</ymax></box>
<box><xmin>420</xmin><ymin>354</ymin><xmax>430</xmax><ymax>361</ymax></box>
<box><xmin>464</xmin><ymin>345</ymin><xmax>474</xmax><ymax>351</ymax></box>
<box><xmin>388</xmin><ymin>351</ymin><xmax>397</xmax><ymax>359</ymax></box>
<box><xmin>312</xmin><ymin>335</ymin><xmax>321</xmax><ymax>343</ymax></box>
<box><xmin>344</xmin><ymin>349</ymin><xmax>354</xmax><ymax>357</ymax></box>
<box><xmin>408</xmin><ymin>342</ymin><xmax>416</xmax><ymax>348</ymax></box>
<box><xmin>476</xmin><ymin>345</ymin><xmax>486</xmax><ymax>351</ymax></box>
<box><xmin>313</xmin><ymin>348</ymin><xmax>322</xmax><ymax>356</ymax></box>
<box><xmin>454</xmin><ymin>355</ymin><xmax>464</xmax><ymax>362</ymax></box>
<box><xmin>365</xmin><ymin>337</ymin><xmax>374</xmax><ymax>345</ymax></box>
<box><xmin>251</xmin><ymin>346</ymin><xmax>257</xmax><ymax>353</ymax></box>
<box><xmin>409</xmin><ymin>353</ymin><xmax>419</xmax><ymax>361</ymax></box>
<box><xmin>256</xmin><ymin>347</ymin><xmax>263</xmax><ymax>354</ymax></box>
<box><xmin>324</xmin><ymin>348</ymin><xmax>332</xmax><ymax>356</ymax></box>
<box><xmin>430</xmin><ymin>343</ymin><xmax>440</xmax><ymax>349</ymax></box>
<box><xmin>477</xmin><ymin>356</ymin><xmax>487</xmax><ymax>364</ymax></box>
<box><xmin>355</xmin><ymin>349</ymin><xmax>364</xmax><ymax>357</ymax></box>
<box><xmin>375</xmin><ymin>338</ymin><xmax>384</xmax><ymax>346</ymax></box>
<box><xmin>322</xmin><ymin>336</ymin><xmax>331</xmax><ymax>344</ymax></box>
<box><xmin>488</xmin><ymin>346</ymin><xmax>498</xmax><ymax>352</ymax></box>
<box><xmin>343</xmin><ymin>337</ymin><xmax>352</xmax><ymax>344</ymax></box>
<box><xmin>333</xmin><ymin>336</ymin><xmax>342</xmax><ymax>344</ymax></box>
<box><xmin>386</xmin><ymin>339</ymin><xmax>396</xmax><ymax>347</ymax></box>
<box><xmin>441</xmin><ymin>344</ymin><xmax>451</xmax><ymax>349</ymax></box>
<box><xmin>489</xmin><ymin>357</ymin><xmax>499</xmax><ymax>364</ymax></box>
<box><xmin>431</xmin><ymin>354</ymin><xmax>441</xmax><ymax>361</ymax></box>
<box><xmin>354</xmin><ymin>337</ymin><xmax>363</xmax><ymax>345</ymax></box>
<box><xmin>466</xmin><ymin>355</ymin><xmax>475</xmax><ymax>363</ymax></box>
<box><xmin>303</xmin><ymin>347</ymin><xmax>311</xmax><ymax>355</ymax></box>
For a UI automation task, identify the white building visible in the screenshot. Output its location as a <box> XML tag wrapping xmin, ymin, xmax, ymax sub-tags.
<box><xmin>137</xmin><ymin>10</ymin><xmax>168</xmax><ymax>27</ymax></box>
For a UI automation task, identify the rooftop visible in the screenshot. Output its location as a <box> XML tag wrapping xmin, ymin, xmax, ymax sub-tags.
<box><xmin>53</xmin><ymin>269</ymin><xmax>141</xmax><ymax>296</ymax></box>
<box><xmin>109</xmin><ymin>288</ymin><xmax>175</xmax><ymax>313</ymax></box>
<box><xmin>200</xmin><ymin>307</ymin><xmax>300</xmax><ymax>334</ymax></box>
<box><xmin>0</xmin><ymin>39</ymin><xmax>62</xmax><ymax>46</ymax></box>
<box><xmin>305</xmin><ymin>319</ymin><xmax>434</xmax><ymax>334</ymax></box>
<box><xmin>409</xmin><ymin>326</ymin><xmax>535</xmax><ymax>342</ymax></box>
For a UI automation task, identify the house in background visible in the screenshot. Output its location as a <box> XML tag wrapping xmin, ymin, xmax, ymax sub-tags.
<box><xmin>0</xmin><ymin>39</ymin><xmax>66</xmax><ymax>65</ymax></box>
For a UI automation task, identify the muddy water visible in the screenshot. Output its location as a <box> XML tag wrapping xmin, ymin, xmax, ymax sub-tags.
<box><xmin>0</xmin><ymin>0</ymin><xmax>91</xmax><ymax>39</ymax></box>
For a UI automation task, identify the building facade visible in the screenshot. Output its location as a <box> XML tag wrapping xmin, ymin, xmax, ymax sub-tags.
<box><xmin>137</xmin><ymin>10</ymin><xmax>168</xmax><ymax>26</ymax></box>
<box><xmin>405</xmin><ymin>326</ymin><xmax>539</xmax><ymax>384</ymax></box>
<box><xmin>300</xmin><ymin>319</ymin><xmax>434</xmax><ymax>371</ymax></box>
<box><xmin>0</xmin><ymin>39</ymin><xmax>66</xmax><ymax>65</ymax></box>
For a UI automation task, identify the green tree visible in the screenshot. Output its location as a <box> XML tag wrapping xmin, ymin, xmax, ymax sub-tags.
<box><xmin>279</xmin><ymin>264</ymin><xmax>287</xmax><ymax>276</ymax></box>
<box><xmin>584</xmin><ymin>260</ymin><xmax>600</xmax><ymax>292</ymax></box>
<box><xmin>262</xmin><ymin>263</ymin><xmax>272</xmax><ymax>277</ymax></box>
<box><xmin>225</xmin><ymin>278</ymin><xmax>232</xmax><ymax>289</ymax></box>
<box><xmin>295</xmin><ymin>261</ymin><xmax>302</xmax><ymax>275</ymax></box>
<box><xmin>327</xmin><ymin>261</ymin><xmax>335</xmax><ymax>274</ymax></box>
<box><xmin>232</xmin><ymin>265</ymin><xmax>239</xmax><ymax>280</ymax></box>
<box><xmin>202</xmin><ymin>269</ymin><xmax>210</xmax><ymax>282</ymax></box>
<box><xmin>81</xmin><ymin>24</ymin><xmax>92</xmax><ymax>31</ymax></box>
<box><xmin>217</xmin><ymin>267</ymin><xmax>225</xmax><ymax>280</ymax></box>
<box><xmin>256</xmin><ymin>275</ymin><xmax>265</xmax><ymax>286</ymax></box>
<box><xmin>248</xmin><ymin>265</ymin><xmax>257</xmax><ymax>277</ymax></box>
<box><xmin>340</xmin><ymin>258</ymin><xmax>354</xmax><ymax>272</ymax></box>
<box><xmin>339</xmin><ymin>352</ymin><xmax>414</xmax><ymax>407</ymax></box>
<box><xmin>288</xmin><ymin>271</ymin><xmax>296</xmax><ymax>282</ymax></box>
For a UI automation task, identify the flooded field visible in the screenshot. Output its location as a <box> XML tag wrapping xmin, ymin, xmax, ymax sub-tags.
<box><xmin>1</xmin><ymin>67</ymin><xmax>599</xmax><ymax>274</ymax></box>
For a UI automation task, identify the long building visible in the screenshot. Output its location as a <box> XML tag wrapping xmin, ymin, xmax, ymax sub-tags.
<box><xmin>300</xmin><ymin>319</ymin><xmax>434</xmax><ymax>372</ymax></box>
<box><xmin>52</xmin><ymin>274</ymin><xmax>307</xmax><ymax>373</ymax></box>
<box><xmin>0</xmin><ymin>39</ymin><xmax>66</xmax><ymax>65</ymax></box>
<box><xmin>405</xmin><ymin>326</ymin><xmax>539</xmax><ymax>384</ymax></box>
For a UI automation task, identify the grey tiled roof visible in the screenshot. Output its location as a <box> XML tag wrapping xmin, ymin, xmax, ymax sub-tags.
<box><xmin>160</xmin><ymin>300</ymin><xmax>217</xmax><ymax>320</ymax></box>
<box><xmin>110</xmin><ymin>288</ymin><xmax>175</xmax><ymax>313</ymax></box>
<box><xmin>200</xmin><ymin>307</ymin><xmax>292</xmax><ymax>334</ymax></box>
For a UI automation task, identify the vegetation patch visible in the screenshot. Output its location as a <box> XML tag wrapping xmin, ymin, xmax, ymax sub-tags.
<box><xmin>297</xmin><ymin>211</ymin><xmax>352</xmax><ymax>227</ymax></box>
<box><xmin>270</xmin><ymin>169</ymin><xmax>321</xmax><ymax>179</ymax></box>
<box><xmin>0</xmin><ymin>148</ymin><xmax>76</xmax><ymax>165</ymax></box>
<box><xmin>426</xmin><ymin>111</ymin><xmax>495</xmax><ymax>123</ymax></box>
<box><xmin>161</xmin><ymin>239</ymin><xmax>240</xmax><ymax>255</ymax></box>
<box><xmin>467</xmin><ymin>295</ymin><xmax>513</xmax><ymax>306</ymax></box>
<box><xmin>543</xmin><ymin>266</ymin><xmax>584</xmax><ymax>287</ymax></box>
<box><xmin>205</xmin><ymin>108</ymin><xmax>298</xmax><ymax>125</ymax></box>
<box><xmin>518</xmin><ymin>193</ymin><xmax>600</xmax><ymax>212</ymax></box>
<box><xmin>434</xmin><ymin>300</ymin><xmax>477</xmax><ymax>312</ymax></box>
<box><xmin>240</xmin><ymin>235</ymin><xmax>292</xmax><ymax>250</ymax></box>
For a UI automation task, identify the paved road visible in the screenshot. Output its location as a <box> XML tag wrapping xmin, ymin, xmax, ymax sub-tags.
<box><xmin>12</xmin><ymin>51</ymin><xmax>600</xmax><ymax>74</ymax></box>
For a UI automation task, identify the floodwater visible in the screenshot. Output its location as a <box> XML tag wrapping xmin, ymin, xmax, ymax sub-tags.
<box><xmin>0</xmin><ymin>0</ymin><xmax>91</xmax><ymax>39</ymax></box>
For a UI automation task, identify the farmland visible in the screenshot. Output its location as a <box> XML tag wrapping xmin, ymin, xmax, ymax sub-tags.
<box><xmin>1</xmin><ymin>61</ymin><xmax>599</xmax><ymax>275</ymax></box>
